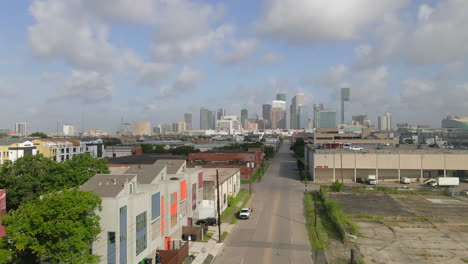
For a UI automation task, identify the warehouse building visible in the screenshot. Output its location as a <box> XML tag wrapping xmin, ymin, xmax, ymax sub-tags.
<box><xmin>305</xmin><ymin>146</ymin><xmax>468</xmax><ymax>183</ymax></box>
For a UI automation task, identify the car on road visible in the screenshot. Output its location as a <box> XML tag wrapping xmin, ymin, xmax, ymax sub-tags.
<box><xmin>350</xmin><ymin>146</ymin><xmax>363</xmax><ymax>151</ymax></box>
<box><xmin>239</xmin><ymin>208</ymin><xmax>251</xmax><ymax>219</ymax></box>
<box><xmin>356</xmin><ymin>178</ymin><xmax>363</xmax><ymax>183</ymax></box>
<box><xmin>195</xmin><ymin>217</ymin><xmax>217</xmax><ymax>226</ymax></box>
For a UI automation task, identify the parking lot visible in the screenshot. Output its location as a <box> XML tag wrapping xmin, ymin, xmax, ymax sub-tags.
<box><xmin>329</xmin><ymin>192</ymin><xmax>468</xmax><ymax>264</ymax></box>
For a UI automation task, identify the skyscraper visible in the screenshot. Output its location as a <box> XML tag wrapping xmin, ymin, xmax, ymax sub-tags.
<box><xmin>15</xmin><ymin>122</ymin><xmax>27</xmax><ymax>136</ymax></box>
<box><xmin>184</xmin><ymin>113</ymin><xmax>192</xmax><ymax>130</ymax></box>
<box><xmin>352</xmin><ymin>115</ymin><xmax>367</xmax><ymax>126</ymax></box>
<box><xmin>121</xmin><ymin>123</ymin><xmax>132</xmax><ymax>135</ymax></box>
<box><xmin>316</xmin><ymin>110</ymin><xmax>337</xmax><ymax>129</ymax></box>
<box><xmin>290</xmin><ymin>92</ymin><xmax>305</xmax><ymax>129</ymax></box>
<box><xmin>241</xmin><ymin>109</ymin><xmax>248</xmax><ymax>129</ymax></box>
<box><xmin>262</xmin><ymin>104</ymin><xmax>272</xmax><ymax>129</ymax></box>
<box><xmin>200</xmin><ymin>107</ymin><xmax>214</xmax><ymax>130</ymax></box>
<box><xmin>276</xmin><ymin>93</ymin><xmax>286</xmax><ymax>102</ymax></box>
<box><xmin>217</xmin><ymin>108</ymin><xmax>226</xmax><ymax>120</ymax></box>
<box><xmin>341</xmin><ymin>88</ymin><xmax>350</xmax><ymax>124</ymax></box>
<box><xmin>133</xmin><ymin>121</ymin><xmax>151</xmax><ymax>136</ymax></box>
<box><xmin>378</xmin><ymin>112</ymin><xmax>392</xmax><ymax>131</ymax></box>
<box><xmin>270</xmin><ymin>107</ymin><xmax>286</xmax><ymax>129</ymax></box>
<box><xmin>63</xmin><ymin>124</ymin><xmax>76</xmax><ymax>136</ymax></box>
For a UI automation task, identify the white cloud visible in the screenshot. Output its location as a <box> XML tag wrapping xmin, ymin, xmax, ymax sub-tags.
<box><xmin>259</xmin><ymin>53</ymin><xmax>284</xmax><ymax>65</ymax></box>
<box><xmin>28</xmin><ymin>0</ymin><xmax>141</xmax><ymax>71</ymax></box>
<box><xmin>138</xmin><ymin>63</ymin><xmax>175</xmax><ymax>87</ymax></box>
<box><xmin>158</xmin><ymin>67</ymin><xmax>203</xmax><ymax>98</ymax></box>
<box><xmin>217</xmin><ymin>39</ymin><xmax>258</xmax><ymax>66</ymax></box>
<box><xmin>52</xmin><ymin>71</ymin><xmax>114</xmax><ymax>104</ymax></box>
<box><xmin>256</xmin><ymin>0</ymin><xmax>407</xmax><ymax>43</ymax></box>
<box><xmin>151</xmin><ymin>24</ymin><xmax>234</xmax><ymax>63</ymax></box>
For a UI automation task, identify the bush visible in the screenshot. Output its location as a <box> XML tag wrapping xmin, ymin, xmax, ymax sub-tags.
<box><xmin>330</xmin><ymin>181</ymin><xmax>345</xmax><ymax>192</ymax></box>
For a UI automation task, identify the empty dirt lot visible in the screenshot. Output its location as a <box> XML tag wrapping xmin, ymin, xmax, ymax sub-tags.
<box><xmin>329</xmin><ymin>193</ymin><xmax>468</xmax><ymax>264</ymax></box>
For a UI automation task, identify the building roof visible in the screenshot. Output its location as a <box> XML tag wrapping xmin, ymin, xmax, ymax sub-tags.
<box><xmin>81</xmin><ymin>174</ymin><xmax>136</xmax><ymax>198</ymax></box>
<box><xmin>106</xmin><ymin>154</ymin><xmax>187</xmax><ymax>165</ymax></box>
<box><xmin>202</xmin><ymin>168</ymin><xmax>240</xmax><ymax>183</ymax></box>
<box><xmin>34</xmin><ymin>138</ymin><xmax>81</xmax><ymax>146</ymax></box>
<box><xmin>0</xmin><ymin>138</ymin><xmax>31</xmax><ymax>146</ymax></box>
<box><xmin>446</xmin><ymin>115</ymin><xmax>468</xmax><ymax>122</ymax></box>
<box><xmin>126</xmin><ymin>163</ymin><xmax>166</xmax><ymax>184</ymax></box>
<box><xmin>154</xmin><ymin>159</ymin><xmax>185</xmax><ymax>174</ymax></box>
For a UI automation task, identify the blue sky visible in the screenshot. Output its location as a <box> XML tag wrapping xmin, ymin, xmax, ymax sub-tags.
<box><xmin>0</xmin><ymin>0</ymin><xmax>467</xmax><ymax>132</ymax></box>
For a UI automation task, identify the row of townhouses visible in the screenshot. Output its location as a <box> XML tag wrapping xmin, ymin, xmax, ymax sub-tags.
<box><xmin>81</xmin><ymin>160</ymin><xmax>240</xmax><ymax>264</ymax></box>
<box><xmin>0</xmin><ymin>138</ymin><xmax>103</xmax><ymax>164</ymax></box>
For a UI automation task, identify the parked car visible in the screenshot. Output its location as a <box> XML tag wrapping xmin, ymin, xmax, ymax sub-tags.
<box><xmin>356</xmin><ymin>178</ymin><xmax>363</xmax><ymax>183</ymax></box>
<box><xmin>376</xmin><ymin>144</ymin><xmax>383</xmax><ymax>149</ymax></box>
<box><xmin>350</xmin><ymin>146</ymin><xmax>363</xmax><ymax>151</ymax></box>
<box><xmin>195</xmin><ymin>217</ymin><xmax>217</xmax><ymax>226</ymax></box>
<box><xmin>239</xmin><ymin>208</ymin><xmax>251</xmax><ymax>219</ymax></box>
<box><xmin>400</xmin><ymin>177</ymin><xmax>411</xmax><ymax>184</ymax></box>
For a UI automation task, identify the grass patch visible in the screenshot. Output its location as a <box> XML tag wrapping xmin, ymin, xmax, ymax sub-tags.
<box><xmin>304</xmin><ymin>192</ymin><xmax>327</xmax><ymax>249</ymax></box>
<box><xmin>203</xmin><ymin>232</ymin><xmax>214</xmax><ymax>240</ymax></box>
<box><xmin>221</xmin><ymin>190</ymin><xmax>247</xmax><ymax>221</ymax></box>
<box><xmin>221</xmin><ymin>231</ymin><xmax>228</xmax><ymax>242</ymax></box>
<box><xmin>462</xmin><ymin>258</ymin><xmax>468</xmax><ymax>263</ymax></box>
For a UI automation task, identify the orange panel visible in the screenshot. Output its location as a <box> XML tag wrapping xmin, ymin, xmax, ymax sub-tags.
<box><xmin>170</xmin><ymin>192</ymin><xmax>177</xmax><ymax>216</ymax></box>
<box><xmin>180</xmin><ymin>180</ymin><xmax>187</xmax><ymax>200</ymax></box>
<box><xmin>161</xmin><ymin>196</ymin><xmax>164</xmax><ymax>237</ymax></box>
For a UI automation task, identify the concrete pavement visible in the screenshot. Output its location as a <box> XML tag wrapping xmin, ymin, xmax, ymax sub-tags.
<box><xmin>213</xmin><ymin>143</ymin><xmax>313</xmax><ymax>264</ymax></box>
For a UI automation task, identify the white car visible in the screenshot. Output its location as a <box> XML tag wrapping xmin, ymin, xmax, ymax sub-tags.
<box><xmin>239</xmin><ymin>208</ymin><xmax>251</xmax><ymax>219</ymax></box>
<box><xmin>400</xmin><ymin>177</ymin><xmax>411</xmax><ymax>184</ymax></box>
<box><xmin>350</xmin><ymin>146</ymin><xmax>363</xmax><ymax>151</ymax></box>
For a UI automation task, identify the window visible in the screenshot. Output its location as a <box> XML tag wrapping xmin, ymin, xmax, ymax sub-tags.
<box><xmin>151</xmin><ymin>193</ymin><xmax>160</xmax><ymax>220</ymax></box>
<box><xmin>135</xmin><ymin>212</ymin><xmax>147</xmax><ymax>255</ymax></box>
<box><xmin>107</xmin><ymin>232</ymin><xmax>116</xmax><ymax>264</ymax></box>
<box><xmin>224</xmin><ymin>193</ymin><xmax>227</xmax><ymax>204</ymax></box>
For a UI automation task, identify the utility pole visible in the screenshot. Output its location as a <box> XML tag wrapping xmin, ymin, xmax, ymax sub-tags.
<box><xmin>216</xmin><ymin>169</ymin><xmax>222</xmax><ymax>243</ymax></box>
<box><xmin>341</xmin><ymin>153</ymin><xmax>344</xmax><ymax>183</ymax></box>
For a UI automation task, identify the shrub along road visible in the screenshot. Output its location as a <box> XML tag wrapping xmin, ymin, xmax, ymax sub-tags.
<box><xmin>213</xmin><ymin>143</ymin><xmax>313</xmax><ymax>264</ymax></box>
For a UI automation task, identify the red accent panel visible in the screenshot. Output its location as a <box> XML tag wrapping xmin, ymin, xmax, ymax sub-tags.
<box><xmin>170</xmin><ymin>192</ymin><xmax>177</xmax><ymax>216</ymax></box>
<box><xmin>0</xmin><ymin>190</ymin><xmax>5</xmax><ymax>238</ymax></box>
<box><xmin>198</xmin><ymin>172</ymin><xmax>203</xmax><ymax>189</ymax></box>
<box><xmin>180</xmin><ymin>180</ymin><xmax>187</xmax><ymax>200</ymax></box>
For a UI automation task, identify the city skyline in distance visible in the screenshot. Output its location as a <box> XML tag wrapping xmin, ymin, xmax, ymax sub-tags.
<box><xmin>1</xmin><ymin>1</ymin><xmax>468</xmax><ymax>132</ymax></box>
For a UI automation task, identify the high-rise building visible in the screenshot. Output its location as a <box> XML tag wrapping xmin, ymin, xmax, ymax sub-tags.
<box><xmin>276</xmin><ymin>93</ymin><xmax>286</xmax><ymax>102</ymax></box>
<box><xmin>290</xmin><ymin>93</ymin><xmax>305</xmax><ymax>129</ymax></box>
<box><xmin>314</xmin><ymin>109</ymin><xmax>336</xmax><ymax>129</ymax></box>
<box><xmin>262</xmin><ymin>104</ymin><xmax>272</xmax><ymax>129</ymax></box>
<box><xmin>133</xmin><ymin>121</ymin><xmax>151</xmax><ymax>136</ymax></box>
<box><xmin>63</xmin><ymin>124</ymin><xmax>76</xmax><ymax>136</ymax></box>
<box><xmin>298</xmin><ymin>105</ymin><xmax>312</xmax><ymax>129</ymax></box>
<box><xmin>270</xmin><ymin>107</ymin><xmax>286</xmax><ymax>129</ymax></box>
<box><xmin>341</xmin><ymin>88</ymin><xmax>350</xmax><ymax>124</ymax></box>
<box><xmin>378</xmin><ymin>113</ymin><xmax>392</xmax><ymax>131</ymax></box>
<box><xmin>161</xmin><ymin>123</ymin><xmax>173</xmax><ymax>133</ymax></box>
<box><xmin>241</xmin><ymin>109</ymin><xmax>248</xmax><ymax>129</ymax></box>
<box><xmin>121</xmin><ymin>123</ymin><xmax>132</xmax><ymax>135</ymax></box>
<box><xmin>15</xmin><ymin>122</ymin><xmax>27</xmax><ymax>136</ymax></box>
<box><xmin>217</xmin><ymin>108</ymin><xmax>226</xmax><ymax>120</ymax></box>
<box><xmin>216</xmin><ymin>116</ymin><xmax>241</xmax><ymax>132</ymax></box>
<box><xmin>200</xmin><ymin>107</ymin><xmax>215</xmax><ymax>130</ymax></box>
<box><xmin>177</xmin><ymin>121</ymin><xmax>187</xmax><ymax>133</ymax></box>
<box><xmin>184</xmin><ymin>113</ymin><xmax>192</xmax><ymax>130</ymax></box>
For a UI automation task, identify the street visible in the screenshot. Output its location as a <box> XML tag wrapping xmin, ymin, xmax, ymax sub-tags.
<box><xmin>214</xmin><ymin>142</ymin><xmax>313</xmax><ymax>264</ymax></box>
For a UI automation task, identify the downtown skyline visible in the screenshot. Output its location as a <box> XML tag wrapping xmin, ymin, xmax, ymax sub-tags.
<box><xmin>1</xmin><ymin>0</ymin><xmax>468</xmax><ymax>132</ymax></box>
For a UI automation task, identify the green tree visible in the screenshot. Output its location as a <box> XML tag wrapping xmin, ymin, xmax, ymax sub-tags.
<box><xmin>330</xmin><ymin>181</ymin><xmax>345</xmax><ymax>192</ymax></box>
<box><xmin>154</xmin><ymin>145</ymin><xmax>166</xmax><ymax>153</ymax></box>
<box><xmin>102</xmin><ymin>137</ymin><xmax>122</xmax><ymax>147</ymax></box>
<box><xmin>140</xmin><ymin>143</ymin><xmax>154</xmax><ymax>153</ymax></box>
<box><xmin>0</xmin><ymin>133</ymin><xmax>7</xmax><ymax>138</ymax></box>
<box><xmin>262</xmin><ymin>146</ymin><xmax>276</xmax><ymax>159</ymax></box>
<box><xmin>0</xmin><ymin>189</ymin><xmax>102</xmax><ymax>264</ymax></box>
<box><xmin>404</xmin><ymin>138</ymin><xmax>414</xmax><ymax>144</ymax></box>
<box><xmin>0</xmin><ymin>153</ymin><xmax>109</xmax><ymax>211</ymax></box>
<box><xmin>29</xmin><ymin>132</ymin><xmax>48</xmax><ymax>138</ymax></box>
<box><xmin>169</xmin><ymin>145</ymin><xmax>201</xmax><ymax>155</ymax></box>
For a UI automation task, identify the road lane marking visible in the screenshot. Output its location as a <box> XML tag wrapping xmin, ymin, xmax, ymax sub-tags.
<box><xmin>264</xmin><ymin>191</ymin><xmax>280</xmax><ymax>264</ymax></box>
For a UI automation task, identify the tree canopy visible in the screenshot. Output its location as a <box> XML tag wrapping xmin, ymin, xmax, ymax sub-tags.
<box><xmin>29</xmin><ymin>132</ymin><xmax>48</xmax><ymax>138</ymax></box>
<box><xmin>0</xmin><ymin>189</ymin><xmax>102</xmax><ymax>264</ymax></box>
<box><xmin>0</xmin><ymin>153</ymin><xmax>109</xmax><ymax>210</ymax></box>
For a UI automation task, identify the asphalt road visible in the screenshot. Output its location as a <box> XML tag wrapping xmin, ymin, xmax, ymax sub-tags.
<box><xmin>214</xmin><ymin>142</ymin><xmax>313</xmax><ymax>264</ymax></box>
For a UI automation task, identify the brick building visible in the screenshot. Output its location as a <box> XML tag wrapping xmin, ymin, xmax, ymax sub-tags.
<box><xmin>187</xmin><ymin>148</ymin><xmax>263</xmax><ymax>180</ymax></box>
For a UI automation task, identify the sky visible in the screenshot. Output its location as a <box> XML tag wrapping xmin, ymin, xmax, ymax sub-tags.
<box><xmin>1</xmin><ymin>0</ymin><xmax>468</xmax><ymax>132</ymax></box>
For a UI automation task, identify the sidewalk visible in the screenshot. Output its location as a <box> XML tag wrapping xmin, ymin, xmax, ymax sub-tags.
<box><xmin>189</xmin><ymin>222</ymin><xmax>235</xmax><ymax>264</ymax></box>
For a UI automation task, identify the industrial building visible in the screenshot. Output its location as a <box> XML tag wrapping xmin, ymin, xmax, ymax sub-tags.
<box><xmin>133</xmin><ymin>121</ymin><xmax>152</xmax><ymax>136</ymax></box>
<box><xmin>305</xmin><ymin>146</ymin><xmax>468</xmax><ymax>183</ymax></box>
